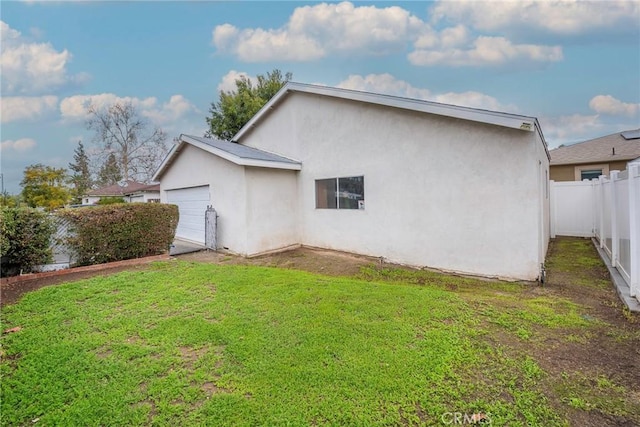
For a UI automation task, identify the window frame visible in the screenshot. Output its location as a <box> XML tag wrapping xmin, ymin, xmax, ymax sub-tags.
<box><xmin>574</xmin><ymin>164</ymin><xmax>609</xmax><ymax>181</ymax></box>
<box><xmin>315</xmin><ymin>175</ymin><xmax>365</xmax><ymax>210</ymax></box>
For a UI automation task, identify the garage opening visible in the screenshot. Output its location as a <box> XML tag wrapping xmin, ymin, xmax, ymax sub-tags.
<box><xmin>166</xmin><ymin>185</ymin><xmax>210</xmax><ymax>245</ymax></box>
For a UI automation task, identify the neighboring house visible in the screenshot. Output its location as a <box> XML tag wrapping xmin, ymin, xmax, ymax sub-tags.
<box><xmin>82</xmin><ymin>180</ymin><xmax>160</xmax><ymax>205</ymax></box>
<box><xmin>153</xmin><ymin>83</ymin><xmax>550</xmax><ymax>281</ymax></box>
<box><xmin>549</xmin><ymin>129</ymin><xmax>640</xmax><ymax>181</ymax></box>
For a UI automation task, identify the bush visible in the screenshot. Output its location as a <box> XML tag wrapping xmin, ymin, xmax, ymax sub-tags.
<box><xmin>96</xmin><ymin>196</ymin><xmax>125</xmax><ymax>205</ymax></box>
<box><xmin>0</xmin><ymin>207</ymin><xmax>54</xmax><ymax>277</ymax></box>
<box><xmin>57</xmin><ymin>203</ymin><xmax>179</xmax><ymax>266</ymax></box>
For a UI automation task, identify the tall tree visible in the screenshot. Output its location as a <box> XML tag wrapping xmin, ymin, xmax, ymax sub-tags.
<box><xmin>86</xmin><ymin>101</ymin><xmax>168</xmax><ymax>183</ymax></box>
<box><xmin>20</xmin><ymin>164</ymin><xmax>71</xmax><ymax>210</ymax></box>
<box><xmin>206</xmin><ymin>69</ymin><xmax>292</xmax><ymax>140</ymax></box>
<box><xmin>97</xmin><ymin>153</ymin><xmax>123</xmax><ymax>187</ymax></box>
<box><xmin>68</xmin><ymin>140</ymin><xmax>93</xmax><ymax>203</ymax></box>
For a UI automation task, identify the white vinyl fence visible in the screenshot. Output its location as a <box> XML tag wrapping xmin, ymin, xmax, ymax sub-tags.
<box><xmin>550</xmin><ymin>162</ymin><xmax>640</xmax><ymax>302</ymax></box>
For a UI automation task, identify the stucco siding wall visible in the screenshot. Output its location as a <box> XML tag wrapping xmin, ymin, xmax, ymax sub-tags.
<box><xmin>533</xmin><ymin>129</ymin><xmax>551</xmax><ymax>266</ymax></box>
<box><xmin>159</xmin><ymin>144</ymin><xmax>247</xmax><ymax>254</ymax></box>
<box><xmin>244</xmin><ymin>167</ymin><xmax>299</xmax><ymax>254</ymax></box>
<box><xmin>550</xmin><ymin>160</ymin><xmax>630</xmax><ymax>181</ymax></box>
<box><xmin>242</xmin><ymin>93</ymin><xmax>542</xmax><ymax>280</ymax></box>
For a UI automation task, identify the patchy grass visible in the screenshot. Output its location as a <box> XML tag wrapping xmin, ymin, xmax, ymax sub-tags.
<box><xmin>1</xmin><ymin>238</ymin><xmax>638</xmax><ymax>426</ymax></box>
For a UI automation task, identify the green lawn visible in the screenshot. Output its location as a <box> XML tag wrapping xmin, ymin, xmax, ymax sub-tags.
<box><xmin>1</xmin><ymin>241</ymin><xmax>638</xmax><ymax>426</ymax></box>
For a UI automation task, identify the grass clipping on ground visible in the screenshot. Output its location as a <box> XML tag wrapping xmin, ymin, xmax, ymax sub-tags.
<box><xmin>1</xmin><ymin>238</ymin><xmax>638</xmax><ymax>426</ymax></box>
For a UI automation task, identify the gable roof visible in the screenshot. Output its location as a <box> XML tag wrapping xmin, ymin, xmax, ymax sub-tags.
<box><xmin>549</xmin><ymin>129</ymin><xmax>640</xmax><ymax>166</ymax></box>
<box><xmin>152</xmin><ymin>134</ymin><xmax>301</xmax><ymax>181</ymax></box>
<box><xmin>233</xmin><ymin>82</ymin><xmax>548</xmax><ymax>153</ymax></box>
<box><xmin>86</xmin><ymin>180</ymin><xmax>160</xmax><ymax>197</ymax></box>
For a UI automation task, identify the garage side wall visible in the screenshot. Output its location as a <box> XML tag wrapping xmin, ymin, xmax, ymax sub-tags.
<box><xmin>159</xmin><ymin>144</ymin><xmax>248</xmax><ymax>254</ymax></box>
<box><xmin>534</xmin><ymin>129</ymin><xmax>551</xmax><ymax>267</ymax></box>
<box><xmin>244</xmin><ymin>167</ymin><xmax>300</xmax><ymax>255</ymax></box>
<box><xmin>242</xmin><ymin>93</ymin><xmax>542</xmax><ymax>280</ymax></box>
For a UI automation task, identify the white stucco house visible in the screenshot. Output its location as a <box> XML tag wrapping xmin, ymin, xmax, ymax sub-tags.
<box><xmin>153</xmin><ymin>83</ymin><xmax>550</xmax><ymax>281</ymax></box>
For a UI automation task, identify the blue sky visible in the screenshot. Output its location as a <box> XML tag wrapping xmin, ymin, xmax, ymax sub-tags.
<box><xmin>1</xmin><ymin>0</ymin><xmax>639</xmax><ymax>193</ymax></box>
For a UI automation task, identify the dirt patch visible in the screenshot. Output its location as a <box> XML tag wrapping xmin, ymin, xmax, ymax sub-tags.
<box><xmin>180</xmin><ymin>246</ymin><xmax>379</xmax><ymax>277</ymax></box>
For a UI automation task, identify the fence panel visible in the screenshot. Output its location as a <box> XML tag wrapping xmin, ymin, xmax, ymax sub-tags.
<box><xmin>629</xmin><ymin>164</ymin><xmax>640</xmax><ymax>299</ymax></box>
<box><xmin>40</xmin><ymin>215</ymin><xmax>75</xmax><ymax>271</ymax></box>
<box><xmin>614</xmin><ymin>172</ymin><xmax>631</xmax><ymax>283</ymax></box>
<box><xmin>550</xmin><ymin>164</ymin><xmax>639</xmax><ymax>302</ymax></box>
<box><xmin>594</xmin><ymin>179</ymin><xmax>602</xmax><ymax>242</ymax></box>
<box><xmin>601</xmin><ymin>179</ymin><xmax>613</xmax><ymax>257</ymax></box>
<box><xmin>550</xmin><ymin>180</ymin><xmax>595</xmax><ymax>237</ymax></box>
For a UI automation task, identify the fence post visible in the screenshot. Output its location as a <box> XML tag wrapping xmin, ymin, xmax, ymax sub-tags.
<box><xmin>550</xmin><ymin>180</ymin><xmax>556</xmax><ymax>238</ymax></box>
<box><xmin>610</xmin><ymin>171</ymin><xmax>619</xmax><ymax>268</ymax></box>
<box><xmin>591</xmin><ymin>179</ymin><xmax>598</xmax><ymax>237</ymax></box>
<box><xmin>629</xmin><ymin>163</ymin><xmax>639</xmax><ymax>298</ymax></box>
<box><xmin>598</xmin><ymin>175</ymin><xmax>606</xmax><ymax>248</ymax></box>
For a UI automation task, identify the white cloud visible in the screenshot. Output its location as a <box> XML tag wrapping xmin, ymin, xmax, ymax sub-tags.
<box><xmin>1</xmin><ymin>21</ymin><xmax>87</xmax><ymax>95</ymax></box>
<box><xmin>409</xmin><ymin>36</ymin><xmax>563</xmax><ymax>67</ymax></box>
<box><xmin>1</xmin><ymin>96</ymin><xmax>58</xmax><ymax>123</ymax></box>
<box><xmin>430</xmin><ymin>0</ymin><xmax>640</xmax><ymax>37</ymax></box>
<box><xmin>430</xmin><ymin>91</ymin><xmax>512</xmax><ymax>112</ymax></box>
<box><xmin>217</xmin><ymin>70</ymin><xmax>258</xmax><ymax>92</ymax></box>
<box><xmin>211</xmin><ymin>2</ymin><xmax>564</xmax><ymax>68</ymax></box>
<box><xmin>60</xmin><ymin>93</ymin><xmax>159</xmax><ymax>121</ymax></box>
<box><xmin>337</xmin><ymin>73</ymin><xmax>431</xmax><ymax>99</ymax></box>
<box><xmin>141</xmin><ymin>95</ymin><xmax>199</xmax><ymax>124</ymax></box>
<box><xmin>540</xmin><ymin>114</ymin><xmax>604</xmax><ymax>147</ymax></box>
<box><xmin>589</xmin><ymin>95</ymin><xmax>639</xmax><ymax>117</ymax></box>
<box><xmin>1</xmin><ymin>138</ymin><xmax>36</xmax><ymax>152</ymax></box>
<box><xmin>212</xmin><ymin>1</ymin><xmax>424</xmax><ymax>62</ymax></box>
<box><xmin>336</xmin><ymin>73</ymin><xmax>512</xmax><ymax>111</ymax></box>
<box><xmin>59</xmin><ymin>93</ymin><xmax>200</xmax><ymax>137</ymax></box>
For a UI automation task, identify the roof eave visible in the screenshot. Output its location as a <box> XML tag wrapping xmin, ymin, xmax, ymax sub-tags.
<box><xmin>233</xmin><ymin>82</ymin><xmax>539</xmax><ymax>142</ymax></box>
<box><xmin>152</xmin><ymin>141</ymin><xmax>181</xmax><ymax>181</ymax></box>
<box><xmin>551</xmin><ymin>155</ymin><xmax>640</xmax><ymax>166</ymax></box>
<box><xmin>182</xmin><ymin>135</ymin><xmax>301</xmax><ymax>170</ymax></box>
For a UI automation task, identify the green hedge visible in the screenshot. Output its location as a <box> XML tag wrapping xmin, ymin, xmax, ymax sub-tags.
<box><xmin>58</xmin><ymin>203</ymin><xmax>179</xmax><ymax>266</ymax></box>
<box><xmin>0</xmin><ymin>207</ymin><xmax>54</xmax><ymax>277</ymax></box>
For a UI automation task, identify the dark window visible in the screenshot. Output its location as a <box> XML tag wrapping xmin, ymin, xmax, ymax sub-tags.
<box><xmin>315</xmin><ymin>178</ymin><xmax>337</xmax><ymax>209</ymax></box>
<box><xmin>580</xmin><ymin>169</ymin><xmax>602</xmax><ymax>181</ymax></box>
<box><xmin>315</xmin><ymin>176</ymin><xmax>364</xmax><ymax>209</ymax></box>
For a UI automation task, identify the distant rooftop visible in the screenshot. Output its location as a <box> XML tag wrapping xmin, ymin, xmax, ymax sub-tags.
<box><xmin>86</xmin><ymin>180</ymin><xmax>159</xmax><ymax>196</ymax></box>
<box><xmin>550</xmin><ymin>129</ymin><xmax>640</xmax><ymax>166</ymax></box>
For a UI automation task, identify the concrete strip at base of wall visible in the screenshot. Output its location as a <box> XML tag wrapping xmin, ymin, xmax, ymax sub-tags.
<box><xmin>592</xmin><ymin>238</ymin><xmax>640</xmax><ymax>313</ymax></box>
<box><xmin>0</xmin><ymin>254</ymin><xmax>170</xmax><ymax>286</ymax></box>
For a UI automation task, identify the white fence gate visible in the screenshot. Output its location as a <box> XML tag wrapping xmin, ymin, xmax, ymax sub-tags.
<box><xmin>550</xmin><ymin>162</ymin><xmax>640</xmax><ymax>302</ymax></box>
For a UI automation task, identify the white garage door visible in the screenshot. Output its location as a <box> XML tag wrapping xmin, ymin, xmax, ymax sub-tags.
<box><xmin>166</xmin><ymin>185</ymin><xmax>210</xmax><ymax>244</ymax></box>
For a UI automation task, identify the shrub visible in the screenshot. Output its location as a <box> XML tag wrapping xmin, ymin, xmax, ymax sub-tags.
<box><xmin>0</xmin><ymin>207</ymin><xmax>54</xmax><ymax>277</ymax></box>
<box><xmin>96</xmin><ymin>196</ymin><xmax>125</xmax><ymax>205</ymax></box>
<box><xmin>57</xmin><ymin>203</ymin><xmax>179</xmax><ymax>266</ymax></box>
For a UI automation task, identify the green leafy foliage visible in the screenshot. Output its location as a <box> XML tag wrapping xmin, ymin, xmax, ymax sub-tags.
<box><xmin>206</xmin><ymin>69</ymin><xmax>292</xmax><ymax>140</ymax></box>
<box><xmin>68</xmin><ymin>141</ymin><xmax>93</xmax><ymax>204</ymax></box>
<box><xmin>0</xmin><ymin>192</ymin><xmax>22</xmax><ymax>208</ymax></box>
<box><xmin>97</xmin><ymin>153</ymin><xmax>122</xmax><ymax>187</ymax></box>
<box><xmin>0</xmin><ymin>207</ymin><xmax>54</xmax><ymax>277</ymax></box>
<box><xmin>96</xmin><ymin>196</ymin><xmax>125</xmax><ymax>205</ymax></box>
<box><xmin>20</xmin><ymin>164</ymin><xmax>71</xmax><ymax>211</ymax></box>
<box><xmin>57</xmin><ymin>203</ymin><xmax>178</xmax><ymax>266</ymax></box>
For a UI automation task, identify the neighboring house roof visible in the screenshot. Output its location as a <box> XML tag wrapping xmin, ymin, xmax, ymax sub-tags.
<box><xmin>85</xmin><ymin>180</ymin><xmax>160</xmax><ymax>197</ymax></box>
<box><xmin>233</xmin><ymin>82</ymin><xmax>548</xmax><ymax>153</ymax></box>
<box><xmin>549</xmin><ymin>129</ymin><xmax>640</xmax><ymax>166</ymax></box>
<box><xmin>153</xmin><ymin>134</ymin><xmax>302</xmax><ymax>180</ymax></box>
